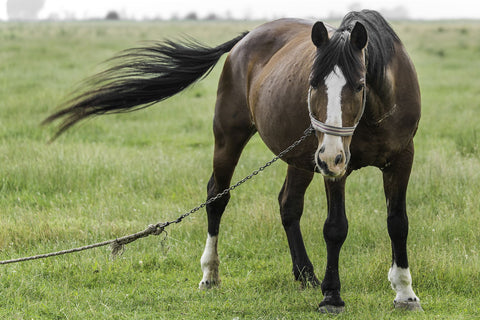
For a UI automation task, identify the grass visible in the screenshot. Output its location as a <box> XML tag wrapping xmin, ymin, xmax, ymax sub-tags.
<box><xmin>0</xmin><ymin>19</ymin><xmax>479</xmax><ymax>319</ymax></box>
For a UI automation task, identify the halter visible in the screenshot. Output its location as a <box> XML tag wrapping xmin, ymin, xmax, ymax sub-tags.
<box><xmin>307</xmin><ymin>81</ymin><xmax>367</xmax><ymax>137</ymax></box>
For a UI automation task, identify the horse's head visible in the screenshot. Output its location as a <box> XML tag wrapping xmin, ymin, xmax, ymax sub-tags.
<box><xmin>308</xmin><ymin>21</ymin><xmax>368</xmax><ymax>178</ymax></box>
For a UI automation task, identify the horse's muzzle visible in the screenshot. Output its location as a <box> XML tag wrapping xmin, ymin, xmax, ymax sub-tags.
<box><xmin>316</xmin><ymin>161</ymin><xmax>347</xmax><ymax>178</ymax></box>
<box><xmin>315</xmin><ymin>149</ymin><xmax>348</xmax><ymax>178</ymax></box>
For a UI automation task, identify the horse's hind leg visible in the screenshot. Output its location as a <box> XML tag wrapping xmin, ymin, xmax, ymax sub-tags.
<box><xmin>278</xmin><ymin>165</ymin><xmax>320</xmax><ymax>287</ymax></box>
<box><xmin>199</xmin><ymin>91</ymin><xmax>255</xmax><ymax>289</ymax></box>
<box><xmin>383</xmin><ymin>143</ymin><xmax>422</xmax><ymax>311</ymax></box>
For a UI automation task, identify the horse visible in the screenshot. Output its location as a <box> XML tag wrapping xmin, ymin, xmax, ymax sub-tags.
<box><xmin>44</xmin><ymin>10</ymin><xmax>422</xmax><ymax>313</ymax></box>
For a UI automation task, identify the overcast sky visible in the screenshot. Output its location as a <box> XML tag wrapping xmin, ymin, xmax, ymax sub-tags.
<box><xmin>1</xmin><ymin>0</ymin><xmax>480</xmax><ymax>20</ymax></box>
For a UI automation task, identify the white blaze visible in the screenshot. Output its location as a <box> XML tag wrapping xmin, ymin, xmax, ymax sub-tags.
<box><xmin>324</xmin><ymin>65</ymin><xmax>346</xmax><ymax>128</ymax></box>
<box><xmin>320</xmin><ymin>65</ymin><xmax>346</xmax><ymax>159</ymax></box>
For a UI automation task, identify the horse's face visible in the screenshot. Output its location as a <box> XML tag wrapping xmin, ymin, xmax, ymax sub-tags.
<box><xmin>309</xmin><ymin>21</ymin><xmax>367</xmax><ymax>178</ymax></box>
<box><xmin>309</xmin><ymin>70</ymin><xmax>365</xmax><ymax>177</ymax></box>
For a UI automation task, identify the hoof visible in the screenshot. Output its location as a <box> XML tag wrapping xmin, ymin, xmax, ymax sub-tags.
<box><xmin>319</xmin><ymin>292</ymin><xmax>345</xmax><ymax>314</ymax></box>
<box><xmin>394</xmin><ymin>300</ymin><xmax>423</xmax><ymax>312</ymax></box>
<box><xmin>319</xmin><ymin>305</ymin><xmax>345</xmax><ymax>314</ymax></box>
<box><xmin>198</xmin><ymin>279</ymin><xmax>219</xmax><ymax>290</ymax></box>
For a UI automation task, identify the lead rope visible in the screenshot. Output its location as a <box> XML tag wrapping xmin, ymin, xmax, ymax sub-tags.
<box><xmin>0</xmin><ymin>126</ymin><xmax>314</xmax><ymax>265</ymax></box>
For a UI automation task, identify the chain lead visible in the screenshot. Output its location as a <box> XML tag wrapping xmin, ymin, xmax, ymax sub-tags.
<box><xmin>164</xmin><ymin>126</ymin><xmax>314</xmax><ymax>227</ymax></box>
<box><xmin>0</xmin><ymin>126</ymin><xmax>314</xmax><ymax>265</ymax></box>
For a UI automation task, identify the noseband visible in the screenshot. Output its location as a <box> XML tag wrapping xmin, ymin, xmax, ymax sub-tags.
<box><xmin>307</xmin><ymin>85</ymin><xmax>367</xmax><ymax>137</ymax></box>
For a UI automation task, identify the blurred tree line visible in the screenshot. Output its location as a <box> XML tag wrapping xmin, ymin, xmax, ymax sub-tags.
<box><xmin>7</xmin><ymin>0</ymin><xmax>45</xmax><ymax>20</ymax></box>
<box><xmin>5</xmin><ymin>0</ymin><xmax>409</xmax><ymax>21</ymax></box>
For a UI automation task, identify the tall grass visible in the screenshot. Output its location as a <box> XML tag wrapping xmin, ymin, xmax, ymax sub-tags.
<box><xmin>0</xmin><ymin>20</ymin><xmax>479</xmax><ymax>319</ymax></box>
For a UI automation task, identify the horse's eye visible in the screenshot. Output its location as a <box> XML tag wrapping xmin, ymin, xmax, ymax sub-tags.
<box><xmin>355</xmin><ymin>83</ymin><xmax>365</xmax><ymax>93</ymax></box>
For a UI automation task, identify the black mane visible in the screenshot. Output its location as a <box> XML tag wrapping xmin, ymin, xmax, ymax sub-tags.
<box><xmin>310</xmin><ymin>10</ymin><xmax>400</xmax><ymax>89</ymax></box>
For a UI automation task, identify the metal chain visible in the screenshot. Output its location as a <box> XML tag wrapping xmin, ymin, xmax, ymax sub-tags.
<box><xmin>166</xmin><ymin>125</ymin><xmax>314</xmax><ymax>226</ymax></box>
<box><xmin>0</xmin><ymin>126</ymin><xmax>314</xmax><ymax>265</ymax></box>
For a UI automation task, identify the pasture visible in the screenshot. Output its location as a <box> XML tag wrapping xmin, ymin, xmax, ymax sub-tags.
<box><xmin>0</xmin><ymin>19</ymin><xmax>479</xmax><ymax>319</ymax></box>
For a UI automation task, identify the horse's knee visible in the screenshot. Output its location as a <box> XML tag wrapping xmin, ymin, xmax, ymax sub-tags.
<box><xmin>279</xmin><ymin>209</ymin><xmax>301</xmax><ymax>228</ymax></box>
<box><xmin>278</xmin><ymin>190</ymin><xmax>303</xmax><ymax>227</ymax></box>
<box><xmin>323</xmin><ymin>218</ymin><xmax>348</xmax><ymax>245</ymax></box>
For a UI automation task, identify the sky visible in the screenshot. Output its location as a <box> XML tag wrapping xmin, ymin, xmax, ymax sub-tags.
<box><xmin>1</xmin><ymin>0</ymin><xmax>480</xmax><ymax>21</ymax></box>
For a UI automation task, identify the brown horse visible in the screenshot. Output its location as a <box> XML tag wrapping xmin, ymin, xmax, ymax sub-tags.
<box><xmin>45</xmin><ymin>10</ymin><xmax>421</xmax><ymax>313</ymax></box>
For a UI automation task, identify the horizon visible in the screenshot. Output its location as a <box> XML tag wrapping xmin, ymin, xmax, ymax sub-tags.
<box><xmin>1</xmin><ymin>0</ymin><xmax>480</xmax><ymax>21</ymax></box>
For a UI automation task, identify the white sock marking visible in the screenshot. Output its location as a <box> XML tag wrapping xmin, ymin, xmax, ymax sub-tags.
<box><xmin>388</xmin><ymin>263</ymin><xmax>420</xmax><ymax>303</ymax></box>
<box><xmin>199</xmin><ymin>234</ymin><xmax>220</xmax><ymax>289</ymax></box>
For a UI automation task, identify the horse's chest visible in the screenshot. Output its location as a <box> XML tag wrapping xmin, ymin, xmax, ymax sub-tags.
<box><xmin>349</xmin><ymin>127</ymin><xmax>408</xmax><ymax>170</ymax></box>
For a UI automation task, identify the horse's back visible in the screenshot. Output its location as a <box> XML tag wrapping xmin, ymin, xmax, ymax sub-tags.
<box><xmin>230</xmin><ymin>19</ymin><xmax>314</xmax><ymax>65</ymax></box>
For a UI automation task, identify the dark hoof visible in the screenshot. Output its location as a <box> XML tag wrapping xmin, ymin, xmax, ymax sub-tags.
<box><xmin>319</xmin><ymin>305</ymin><xmax>345</xmax><ymax>314</ymax></box>
<box><xmin>319</xmin><ymin>292</ymin><xmax>345</xmax><ymax>314</ymax></box>
<box><xmin>394</xmin><ymin>300</ymin><xmax>423</xmax><ymax>311</ymax></box>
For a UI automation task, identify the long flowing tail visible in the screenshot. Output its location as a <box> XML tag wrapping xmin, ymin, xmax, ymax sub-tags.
<box><xmin>43</xmin><ymin>32</ymin><xmax>249</xmax><ymax>139</ymax></box>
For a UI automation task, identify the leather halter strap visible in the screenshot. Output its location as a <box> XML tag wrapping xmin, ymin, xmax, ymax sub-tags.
<box><xmin>307</xmin><ymin>84</ymin><xmax>366</xmax><ymax>137</ymax></box>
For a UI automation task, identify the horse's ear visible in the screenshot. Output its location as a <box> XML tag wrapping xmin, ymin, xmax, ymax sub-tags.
<box><xmin>350</xmin><ymin>22</ymin><xmax>368</xmax><ymax>50</ymax></box>
<box><xmin>311</xmin><ymin>21</ymin><xmax>329</xmax><ymax>47</ymax></box>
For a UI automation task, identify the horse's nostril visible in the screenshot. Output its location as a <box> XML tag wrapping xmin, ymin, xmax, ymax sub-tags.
<box><xmin>319</xmin><ymin>145</ymin><xmax>325</xmax><ymax>153</ymax></box>
<box><xmin>318</xmin><ymin>159</ymin><xmax>328</xmax><ymax>170</ymax></box>
<box><xmin>335</xmin><ymin>154</ymin><xmax>343</xmax><ymax>166</ymax></box>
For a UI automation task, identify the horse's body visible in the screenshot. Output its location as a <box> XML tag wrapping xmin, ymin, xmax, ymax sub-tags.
<box><xmin>45</xmin><ymin>10</ymin><xmax>421</xmax><ymax>312</ymax></box>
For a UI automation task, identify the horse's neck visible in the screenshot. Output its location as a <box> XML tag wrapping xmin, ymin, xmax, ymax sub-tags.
<box><xmin>363</xmin><ymin>80</ymin><xmax>396</xmax><ymax>126</ymax></box>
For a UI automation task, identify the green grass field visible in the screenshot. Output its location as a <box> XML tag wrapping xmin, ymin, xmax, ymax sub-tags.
<box><xmin>0</xmin><ymin>19</ymin><xmax>479</xmax><ymax>319</ymax></box>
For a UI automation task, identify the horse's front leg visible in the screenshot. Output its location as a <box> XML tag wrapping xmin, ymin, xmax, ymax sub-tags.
<box><xmin>382</xmin><ymin>143</ymin><xmax>422</xmax><ymax>311</ymax></box>
<box><xmin>278</xmin><ymin>165</ymin><xmax>319</xmax><ymax>287</ymax></box>
<box><xmin>319</xmin><ymin>176</ymin><xmax>348</xmax><ymax>314</ymax></box>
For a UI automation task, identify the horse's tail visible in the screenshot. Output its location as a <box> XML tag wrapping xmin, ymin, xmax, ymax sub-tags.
<box><xmin>43</xmin><ymin>32</ymin><xmax>249</xmax><ymax>139</ymax></box>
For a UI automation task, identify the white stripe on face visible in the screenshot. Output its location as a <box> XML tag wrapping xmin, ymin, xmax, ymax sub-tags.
<box><xmin>319</xmin><ymin>65</ymin><xmax>346</xmax><ymax>168</ymax></box>
<box><xmin>324</xmin><ymin>65</ymin><xmax>346</xmax><ymax>127</ymax></box>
